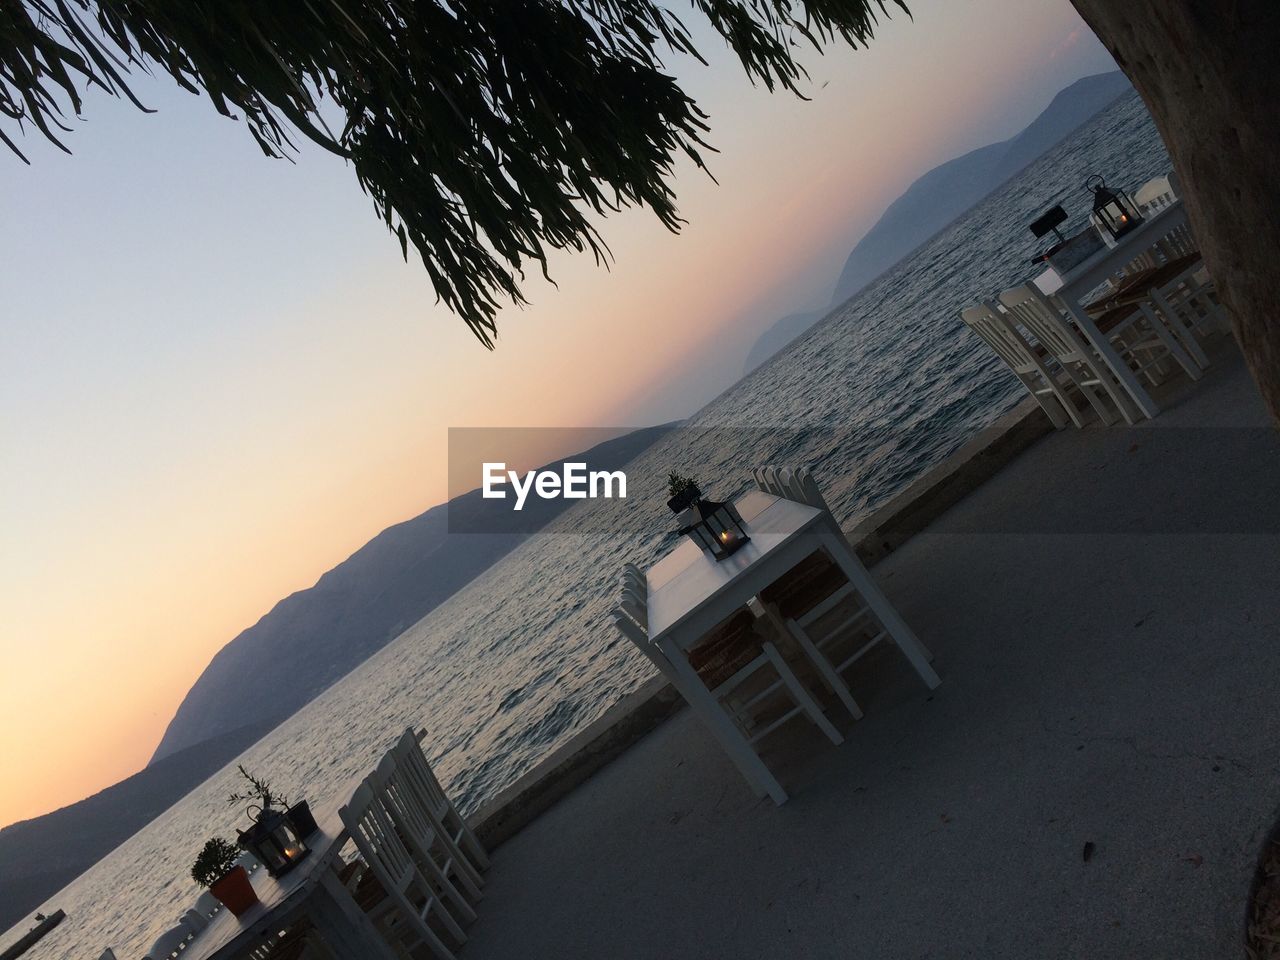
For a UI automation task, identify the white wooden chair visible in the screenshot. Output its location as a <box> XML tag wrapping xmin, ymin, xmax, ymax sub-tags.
<box><xmin>370</xmin><ymin>751</ymin><xmax>480</xmax><ymax>918</ymax></box>
<box><xmin>233</xmin><ymin>850</ymin><xmax>262</xmax><ymax>875</ymax></box>
<box><xmin>244</xmin><ymin>916</ymin><xmax>341</xmax><ymax>960</ymax></box>
<box><xmin>392</xmin><ymin>729</ymin><xmax>489</xmax><ymax>883</ymax></box>
<box><xmin>338</xmin><ymin>781</ymin><xmax>467</xmax><ymax>960</ymax></box>
<box><xmin>194</xmin><ymin>890</ymin><xmax>221</xmax><ymax>919</ymax></box>
<box><xmin>990</xmin><ymin>287</ymin><xmax>1141</xmax><ymax>425</ymax></box>
<box><xmin>1105</xmin><ymin>266</ymin><xmax>1219</xmax><ymax>365</ymax></box>
<box><xmin>751</xmin><ymin>467</ymin><xmax>940</xmax><ymax>718</ymax></box>
<box><xmin>999</xmin><ymin>283</ymin><xmax>1163</xmax><ymax>424</ymax></box>
<box><xmin>1085</xmin><ymin>229</ymin><xmax>1222</xmax><ymax>374</ymax></box>
<box><xmin>960</xmin><ymin>302</ymin><xmax>1097</xmax><ymax>428</ymax></box>
<box><xmin>615</xmin><ymin>570</ymin><xmax>681</xmax><ymax>687</ymax></box>
<box><xmin>1136</xmin><ymin>225</ymin><xmax>1224</xmax><ymax>350</ymax></box>
<box><xmin>144</xmin><ymin>925</ymin><xmax>191</xmax><ymax>960</ymax></box>
<box><xmin>178</xmin><ymin>908</ymin><xmax>209</xmax><ymax>936</ymax></box>
<box><xmin>240</xmin><ymin>919</ymin><xmax>336</xmax><ymax>960</ymax></box>
<box><xmin>1112</xmin><ymin>174</ymin><xmax>1225</xmax><ymax>345</ymax></box>
<box><xmin>612</xmin><ymin>577</ymin><xmax>843</xmax><ymax>803</ymax></box>
<box><xmin>1134</xmin><ymin>174</ymin><xmax>1175</xmax><ymax>213</ymax></box>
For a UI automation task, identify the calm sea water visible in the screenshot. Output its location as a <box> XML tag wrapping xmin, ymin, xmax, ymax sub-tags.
<box><xmin>7</xmin><ymin>91</ymin><xmax>1172</xmax><ymax>959</ymax></box>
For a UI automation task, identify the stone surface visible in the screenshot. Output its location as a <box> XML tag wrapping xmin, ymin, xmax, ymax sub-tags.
<box><xmin>463</xmin><ymin>344</ymin><xmax>1280</xmax><ymax>958</ymax></box>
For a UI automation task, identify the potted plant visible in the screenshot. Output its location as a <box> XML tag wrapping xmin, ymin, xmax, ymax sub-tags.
<box><xmin>191</xmin><ymin>837</ymin><xmax>258</xmax><ymax>916</ymax></box>
<box><xmin>666</xmin><ymin>472</ymin><xmax>702</xmax><ymax>514</ymax></box>
<box><xmin>228</xmin><ymin>765</ymin><xmax>318</xmax><ymax>838</ymax></box>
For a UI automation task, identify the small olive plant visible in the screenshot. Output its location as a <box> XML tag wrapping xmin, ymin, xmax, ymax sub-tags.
<box><xmin>191</xmin><ymin>837</ymin><xmax>240</xmax><ymax>888</ymax></box>
<box><xmin>666</xmin><ymin>473</ymin><xmax>699</xmax><ymax>500</ymax></box>
<box><xmin>227</xmin><ymin>764</ymin><xmax>291</xmax><ymax>814</ymax></box>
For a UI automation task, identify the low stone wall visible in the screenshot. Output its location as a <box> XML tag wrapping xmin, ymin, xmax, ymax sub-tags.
<box><xmin>469</xmin><ymin>397</ymin><xmax>1055</xmax><ymax>850</ymax></box>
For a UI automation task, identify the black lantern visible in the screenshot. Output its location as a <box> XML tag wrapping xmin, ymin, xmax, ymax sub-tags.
<box><xmin>680</xmin><ymin>498</ymin><xmax>750</xmax><ymax>560</ymax></box>
<box><xmin>237</xmin><ymin>807</ymin><xmax>309</xmax><ymax>878</ymax></box>
<box><xmin>1086</xmin><ymin>175</ymin><xmax>1142</xmax><ymax>241</ymax></box>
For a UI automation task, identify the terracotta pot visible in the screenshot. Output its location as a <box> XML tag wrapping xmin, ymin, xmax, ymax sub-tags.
<box><xmin>209</xmin><ymin>865</ymin><xmax>258</xmax><ymax>917</ymax></box>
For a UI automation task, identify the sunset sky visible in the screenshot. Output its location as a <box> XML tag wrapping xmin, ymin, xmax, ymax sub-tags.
<box><xmin>0</xmin><ymin>0</ymin><xmax>1118</xmax><ymax>828</ymax></box>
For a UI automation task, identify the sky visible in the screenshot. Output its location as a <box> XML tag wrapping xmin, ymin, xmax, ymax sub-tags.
<box><xmin>0</xmin><ymin>0</ymin><xmax>1119</xmax><ymax>829</ymax></box>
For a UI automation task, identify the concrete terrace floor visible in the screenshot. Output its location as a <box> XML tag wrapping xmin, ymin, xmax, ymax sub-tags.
<box><xmin>465</xmin><ymin>345</ymin><xmax>1280</xmax><ymax>960</ymax></box>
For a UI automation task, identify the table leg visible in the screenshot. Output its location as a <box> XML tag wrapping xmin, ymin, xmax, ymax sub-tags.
<box><xmin>310</xmin><ymin>866</ymin><xmax>401</xmax><ymax>960</ymax></box>
<box><xmin>661</xmin><ymin>637</ymin><xmax>787</xmax><ymax>804</ymax></box>
<box><xmin>818</xmin><ymin>529</ymin><xmax>941</xmax><ymax>691</ymax></box>
<box><xmin>1060</xmin><ymin>296</ymin><xmax>1160</xmax><ymax>419</ymax></box>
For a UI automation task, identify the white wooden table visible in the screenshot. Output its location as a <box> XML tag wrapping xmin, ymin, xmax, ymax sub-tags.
<box><xmin>181</xmin><ymin>787</ymin><xmax>397</xmax><ymax>960</ymax></box>
<box><xmin>644</xmin><ymin>490</ymin><xmax>939</xmax><ymax>800</ymax></box>
<box><xmin>1034</xmin><ymin>199</ymin><xmax>1193</xmax><ymax>420</ymax></box>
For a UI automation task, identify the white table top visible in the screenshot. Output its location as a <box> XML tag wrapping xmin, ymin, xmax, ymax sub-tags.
<box><xmin>1034</xmin><ymin>199</ymin><xmax>1187</xmax><ymax>298</ymax></box>
<box><xmin>182</xmin><ymin>786</ymin><xmax>356</xmax><ymax>960</ymax></box>
<box><xmin>645</xmin><ymin>490</ymin><xmax>823</xmax><ymax>641</ymax></box>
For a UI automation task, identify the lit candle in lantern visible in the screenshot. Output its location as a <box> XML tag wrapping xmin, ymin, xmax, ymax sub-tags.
<box><xmin>680</xmin><ymin>498</ymin><xmax>750</xmax><ymax>560</ymax></box>
<box><xmin>1086</xmin><ymin>174</ymin><xmax>1142</xmax><ymax>242</ymax></box>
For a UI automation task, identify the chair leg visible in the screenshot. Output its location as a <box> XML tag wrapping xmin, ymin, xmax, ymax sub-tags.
<box><xmin>403</xmin><ymin>911</ymin><xmax>458</xmax><ymax>960</ymax></box>
<box><xmin>1036</xmin><ymin>364</ymin><xmax>1090</xmax><ymax>428</ymax></box>
<box><xmin>1025</xmin><ymin>373</ymin><xmax>1073</xmax><ymax>428</ymax></box>
<box><xmin>1149</xmin><ymin>287</ymin><xmax>1210</xmax><ymax>368</ymax></box>
<box><xmin>1138</xmin><ymin>302</ymin><xmax>1202</xmax><ymax>380</ymax></box>
<box><xmin>428</xmin><ymin>896</ymin><xmax>467</xmax><ymax>946</ymax></box>
<box><xmin>762</xmin><ymin>642</ymin><xmax>843</xmax><ymax>745</ymax></box>
<box><xmin>819</xmin><ymin>531</ymin><xmax>941</xmax><ymax>691</ymax></box>
<box><xmin>777</xmin><ymin>610</ymin><xmax>864</xmax><ymax>720</ymax></box>
<box><xmin>432</xmin><ymin>867</ymin><xmax>476</xmax><ymax>928</ymax></box>
<box><xmin>448</xmin><ymin>855</ymin><xmax>484</xmax><ymax>901</ymax></box>
<box><xmin>760</xmin><ymin>602</ymin><xmax>863</xmax><ymax>718</ymax></box>
<box><xmin>1083</xmin><ymin>356</ymin><xmax>1142</xmax><ymax>425</ymax></box>
<box><xmin>449</xmin><ymin>812</ymin><xmax>490</xmax><ymax>872</ymax></box>
<box><xmin>1038</xmin><ymin>393</ymin><xmax>1071</xmax><ymax>428</ymax></box>
<box><xmin>313</xmin><ymin>870</ymin><xmax>403</xmax><ymax>960</ymax></box>
<box><xmin>1060</xmin><ymin>360</ymin><xmax>1118</xmax><ymax>426</ymax></box>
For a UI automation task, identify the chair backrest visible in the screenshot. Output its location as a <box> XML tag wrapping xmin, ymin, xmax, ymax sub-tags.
<box><xmin>789</xmin><ymin>468</ymin><xmax>831</xmax><ymax>514</ymax></box>
<box><xmin>1151</xmin><ymin>220</ymin><xmax>1198</xmax><ymax>260</ymax></box>
<box><xmin>99</xmin><ymin>949</ymin><xmax>118</xmax><ymax>960</ymax></box>
<box><xmin>960</xmin><ymin>302</ymin><xmax>1042</xmax><ymax>375</ymax></box>
<box><xmin>998</xmin><ymin>283</ymin><xmax>1089</xmax><ymax>363</ymax></box>
<box><xmin>615</xmin><ymin>587</ymin><xmax>648</xmax><ymax>633</ymax></box>
<box><xmin>1134</xmin><ymin>174</ymin><xmax>1175</xmax><ymax>212</ymax></box>
<box><xmin>178</xmin><ymin>908</ymin><xmax>208</xmax><ymax>935</ymax></box>
<box><xmin>194</xmin><ymin>890</ymin><xmax>220</xmax><ymax>918</ymax></box>
<box><xmin>612</xmin><ymin>590</ymin><xmax>682</xmax><ymax>683</ymax></box>
<box><xmin>1120</xmin><ymin>246</ymin><xmax>1161</xmax><ymax>277</ymax></box>
<box><xmin>370</xmin><ymin>752</ymin><xmax>442</xmax><ymax>866</ymax></box>
<box><xmin>622</xmin><ymin>575</ymin><xmax>644</xmax><ymax>609</ymax></box>
<box><xmin>755</xmin><ymin>465</ymin><xmax>834</xmax><ymax>519</ymax></box>
<box><xmin>340</xmin><ymin>781</ymin><xmax>419</xmax><ymax>896</ymax></box>
<box><xmin>620</xmin><ymin>565</ymin><xmax>645</xmax><ymax>594</ymax></box>
<box><xmin>753</xmin><ymin>466</ymin><xmax>785</xmax><ymax>499</ymax></box>
<box><xmin>144</xmin><ymin>925</ymin><xmax>189</xmax><ymax>960</ymax></box>
<box><xmin>1132</xmin><ymin>173</ymin><xmax>1195</xmax><ymax>261</ymax></box>
<box><xmin>389</xmin><ymin>728</ymin><xmax>451</xmax><ymax>818</ymax></box>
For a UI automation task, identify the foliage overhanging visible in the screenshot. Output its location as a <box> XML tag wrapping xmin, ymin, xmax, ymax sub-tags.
<box><xmin>1</xmin><ymin>0</ymin><xmax>904</xmax><ymax>345</ymax></box>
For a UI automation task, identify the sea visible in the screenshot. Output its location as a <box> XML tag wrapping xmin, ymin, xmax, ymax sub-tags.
<box><xmin>5</xmin><ymin>90</ymin><xmax>1173</xmax><ymax>959</ymax></box>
